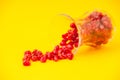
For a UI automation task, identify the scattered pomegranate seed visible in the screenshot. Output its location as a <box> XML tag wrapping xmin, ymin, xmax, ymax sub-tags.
<box><xmin>40</xmin><ymin>55</ymin><xmax>47</xmax><ymax>63</ymax></box>
<box><xmin>53</xmin><ymin>55</ymin><xmax>59</xmax><ymax>62</ymax></box>
<box><xmin>23</xmin><ymin>50</ymin><xmax>31</xmax><ymax>61</ymax></box>
<box><xmin>70</xmin><ymin>22</ymin><xmax>76</xmax><ymax>28</ymax></box>
<box><xmin>53</xmin><ymin>45</ymin><xmax>59</xmax><ymax>54</ymax></box>
<box><xmin>24</xmin><ymin>50</ymin><xmax>31</xmax><ymax>55</ymax></box>
<box><xmin>62</xmin><ymin>33</ymin><xmax>68</xmax><ymax>39</ymax></box>
<box><xmin>60</xmin><ymin>40</ymin><xmax>67</xmax><ymax>46</ymax></box>
<box><xmin>66</xmin><ymin>44</ymin><xmax>73</xmax><ymax>50</ymax></box>
<box><xmin>74</xmin><ymin>42</ymin><xmax>78</xmax><ymax>47</ymax></box>
<box><xmin>67</xmin><ymin>53</ymin><xmax>73</xmax><ymax>60</ymax></box>
<box><xmin>31</xmin><ymin>55</ymin><xmax>38</xmax><ymax>61</ymax></box>
<box><xmin>46</xmin><ymin>52</ymin><xmax>52</xmax><ymax>60</ymax></box>
<box><xmin>23</xmin><ymin>60</ymin><xmax>30</xmax><ymax>66</ymax></box>
<box><xmin>23</xmin><ymin>20</ymin><xmax>78</xmax><ymax>66</ymax></box>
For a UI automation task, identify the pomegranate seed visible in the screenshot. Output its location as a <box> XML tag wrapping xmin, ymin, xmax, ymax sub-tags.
<box><xmin>70</xmin><ymin>23</ymin><xmax>76</xmax><ymax>28</ymax></box>
<box><xmin>36</xmin><ymin>51</ymin><xmax>43</xmax><ymax>60</ymax></box>
<box><xmin>24</xmin><ymin>50</ymin><xmax>31</xmax><ymax>55</ymax></box>
<box><xmin>67</xmin><ymin>34</ymin><xmax>73</xmax><ymax>40</ymax></box>
<box><xmin>23</xmin><ymin>60</ymin><xmax>30</xmax><ymax>66</ymax></box>
<box><xmin>61</xmin><ymin>52</ymin><xmax>67</xmax><ymax>59</ymax></box>
<box><xmin>32</xmin><ymin>50</ymin><xmax>38</xmax><ymax>54</ymax></box>
<box><xmin>58</xmin><ymin>48</ymin><xmax>64</xmax><ymax>59</ymax></box>
<box><xmin>74</xmin><ymin>42</ymin><xmax>78</xmax><ymax>47</ymax></box>
<box><xmin>53</xmin><ymin>45</ymin><xmax>59</xmax><ymax>54</ymax></box>
<box><xmin>67</xmin><ymin>53</ymin><xmax>73</xmax><ymax>60</ymax></box>
<box><xmin>23</xmin><ymin>51</ymin><xmax>31</xmax><ymax>61</ymax></box>
<box><xmin>54</xmin><ymin>45</ymin><xmax>59</xmax><ymax>51</ymax></box>
<box><xmin>73</xmin><ymin>28</ymin><xmax>78</xmax><ymax>33</ymax></box>
<box><xmin>66</xmin><ymin>44</ymin><xmax>73</xmax><ymax>50</ymax></box>
<box><xmin>46</xmin><ymin>52</ymin><xmax>52</xmax><ymax>60</ymax></box>
<box><xmin>40</xmin><ymin>55</ymin><xmax>47</xmax><ymax>63</ymax></box>
<box><xmin>58</xmin><ymin>53</ymin><xmax>63</xmax><ymax>59</ymax></box>
<box><xmin>37</xmin><ymin>54</ymin><xmax>43</xmax><ymax>60</ymax></box>
<box><xmin>31</xmin><ymin>55</ymin><xmax>38</xmax><ymax>61</ymax></box>
<box><xmin>23</xmin><ymin>56</ymin><xmax>30</xmax><ymax>61</ymax></box>
<box><xmin>68</xmin><ymin>41</ymin><xmax>74</xmax><ymax>45</ymax></box>
<box><xmin>25</xmin><ymin>54</ymin><xmax>31</xmax><ymax>59</ymax></box>
<box><xmin>24</xmin><ymin>51</ymin><xmax>31</xmax><ymax>58</ymax></box>
<box><xmin>60</xmin><ymin>40</ymin><xmax>66</xmax><ymax>46</ymax></box>
<box><xmin>32</xmin><ymin>50</ymin><xmax>42</xmax><ymax>56</ymax></box>
<box><xmin>53</xmin><ymin>55</ymin><xmax>59</xmax><ymax>62</ymax></box>
<box><xmin>62</xmin><ymin>33</ymin><xmax>68</xmax><ymax>39</ymax></box>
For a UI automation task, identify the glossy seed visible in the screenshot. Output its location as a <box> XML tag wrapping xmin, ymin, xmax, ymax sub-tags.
<box><xmin>23</xmin><ymin>60</ymin><xmax>30</xmax><ymax>66</ymax></box>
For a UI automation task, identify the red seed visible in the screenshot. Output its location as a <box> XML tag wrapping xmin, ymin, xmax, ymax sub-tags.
<box><xmin>58</xmin><ymin>54</ymin><xmax>63</xmax><ymax>59</ymax></box>
<box><xmin>32</xmin><ymin>50</ymin><xmax>42</xmax><ymax>56</ymax></box>
<box><xmin>23</xmin><ymin>51</ymin><xmax>32</xmax><ymax>61</ymax></box>
<box><xmin>73</xmin><ymin>28</ymin><xmax>78</xmax><ymax>33</ymax></box>
<box><xmin>54</xmin><ymin>45</ymin><xmax>59</xmax><ymax>51</ymax></box>
<box><xmin>61</xmin><ymin>45</ymin><xmax>71</xmax><ymax>53</ymax></box>
<box><xmin>23</xmin><ymin>60</ymin><xmax>30</xmax><ymax>66</ymax></box>
<box><xmin>32</xmin><ymin>50</ymin><xmax>38</xmax><ymax>55</ymax></box>
<box><xmin>25</xmin><ymin>54</ymin><xmax>31</xmax><ymax>59</ymax></box>
<box><xmin>46</xmin><ymin>52</ymin><xmax>52</xmax><ymax>60</ymax></box>
<box><xmin>67</xmin><ymin>34</ymin><xmax>73</xmax><ymax>40</ymax></box>
<box><xmin>66</xmin><ymin>44</ymin><xmax>73</xmax><ymax>50</ymax></box>
<box><xmin>24</xmin><ymin>51</ymin><xmax>32</xmax><ymax>59</ymax></box>
<box><xmin>40</xmin><ymin>55</ymin><xmax>47</xmax><ymax>63</ymax></box>
<box><xmin>62</xmin><ymin>33</ymin><xmax>68</xmax><ymax>39</ymax></box>
<box><xmin>36</xmin><ymin>51</ymin><xmax>43</xmax><ymax>60</ymax></box>
<box><xmin>68</xmin><ymin>30</ymin><xmax>73</xmax><ymax>34</ymax></box>
<box><xmin>70</xmin><ymin>23</ymin><xmax>76</xmax><ymax>28</ymax></box>
<box><xmin>53</xmin><ymin>45</ymin><xmax>59</xmax><ymax>54</ymax></box>
<box><xmin>61</xmin><ymin>52</ymin><xmax>67</xmax><ymax>59</ymax></box>
<box><xmin>31</xmin><ymin>55</ymin><xmax>38</xmax><ymax>61</ymax></box>
<box><xmin>31</xmin><ymin>50</ymin><xmax>43</xmax><ymax>60</ymax></box>
<box><xmin>24</xmin><ymin>50</ymin><xmax>31</xmax><ymax>55</ymax></box>
<box><xmin>74</xmin><ymin>42</ymin><xmax>78</xmax><ymax>47</ymax></box>
<box><xmin>68</xmin><ymin>41</ymin><xmax>74</xmax><ymax>45</ymax></box>
<box><xmin>23</xmin><ymin>56</ymin><xmax>30</xmax><ymax>61</ymax></box>
<box><xmin>53</xmin><ymin>55</ymin><xmax>59</xmax><ymax>62</ymax></box>
<box><xmin>60</xmin><ymin>40</ymin><xmax>66</xmax><ymax>46</ymax></box>
<box><xmin>58</xmin><ymin>48</ymin><xmax>64</xmax><ymax>59</ymax></box>
<box><xmin>67</xmin><ymin>53</ymin><xmax>73</xmax><ymax>60</ymax></box>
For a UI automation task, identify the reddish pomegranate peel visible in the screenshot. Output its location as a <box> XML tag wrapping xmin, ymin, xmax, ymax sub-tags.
<box><xmin>22</xmin><ymin>11</ymin><xmax>113</xmax><ymax>66</ymax></box>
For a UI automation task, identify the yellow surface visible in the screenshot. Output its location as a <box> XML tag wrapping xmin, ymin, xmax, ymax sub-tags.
<box><xmin>0</xmin><ymin>0</ymin><xmax>120</xmax><ymax>80</ymax></box>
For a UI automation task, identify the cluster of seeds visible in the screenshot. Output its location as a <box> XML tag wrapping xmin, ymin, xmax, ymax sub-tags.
<box><xmin>23</xmin><ymin>11</ymin><xmax>113</xmax><ymax>66</ymax></box>
<box><xmin>23</xmin><ymin>23</ymin><xmax>78</xmax><ymax>66</ymax></box>
<box><xmin>80</xmin><ymin>11</ymin><xmax>112</xmax><ymax>47</ymax></box>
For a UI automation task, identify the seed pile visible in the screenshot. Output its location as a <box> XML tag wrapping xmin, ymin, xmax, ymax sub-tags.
<box><xmin>23</xmin><ymin>23</ymin><xmax>78</xmax><ymax>66</ymax></box>
<box><xmin>23</xmin><ymin>11</ymin><xmax>112</xmax><ymax>66</ymax></box>
<box><xmin>80</xmin><ymin>11</ymin><xmax>112</xmax><ymax>47</ymax></box>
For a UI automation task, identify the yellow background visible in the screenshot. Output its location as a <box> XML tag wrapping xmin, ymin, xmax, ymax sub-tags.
<box><xmin>0</xmin><ymin>0</ymin><xmax>120</xmax><ymax>80</ymax></box>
